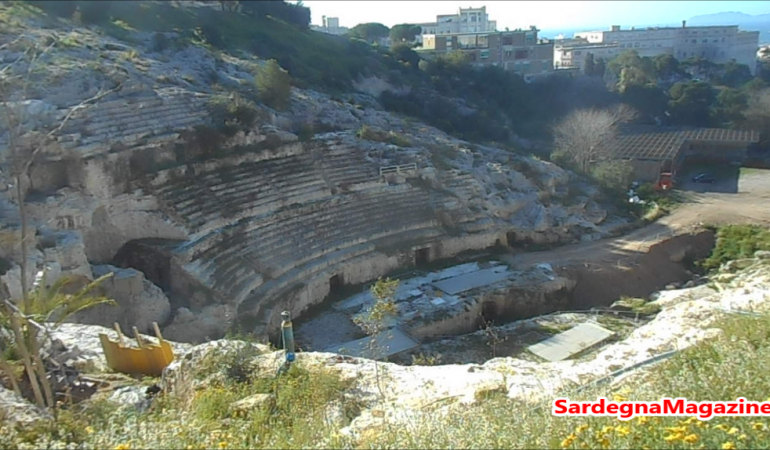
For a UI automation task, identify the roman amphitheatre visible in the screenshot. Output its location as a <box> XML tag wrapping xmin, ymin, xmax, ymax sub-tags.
<box><xmin>3</xmin><ymin>2</ymin><xmax>770</xmax><ymax>447</ymax></box>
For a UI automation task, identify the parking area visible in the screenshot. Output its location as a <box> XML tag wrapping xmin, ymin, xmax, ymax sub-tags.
<box><xmin>676</xmin><ymin>163</ymin><xmax>741</xmax><ymax>194</ymax></box>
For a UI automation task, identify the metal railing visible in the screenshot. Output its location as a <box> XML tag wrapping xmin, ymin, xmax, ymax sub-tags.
<box><xmin>379</xmin><ymin>163</ymin><xmax>418</xmax><ymax>176</ymax></box>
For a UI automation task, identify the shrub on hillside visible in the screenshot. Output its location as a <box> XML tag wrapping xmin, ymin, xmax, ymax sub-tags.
<box><xmin>356</xmin><ymin>125</ymin><xmax>412</xmax><ymax>147</ymax></box>
<box><xmin>589</xmin><ymin>160</ymin><xmax>635</xmax><ymax>194</ymax></box>
<box><xmin>208</xmin><ymin>93</ymin><xmax>262</xmax><ymax>134</ymax></box>
<box><xmin>150</xmin><ymin>32</ymin><xmax>170</xmax><ymax>52</ymax></box>
<box><xmin>33</xmin><ymin>0</ymin><xmax>77</xmax><ymax>17</ymax></box>
<box><xmin>700</xmin><ymin>225</ymin><xmax>770</xmax><ymax>270</ymax></box>
<box><xmin>77</xmin><ymin>0</ymin><xmax>112</xmax><ymax>24</ymax></box>
<box><xmin>256</xmin><ymin>59</ymin><xmax>291</xmax><ymax>110</ymax></box>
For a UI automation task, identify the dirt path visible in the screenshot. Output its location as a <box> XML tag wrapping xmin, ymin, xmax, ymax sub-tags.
<box><xmin>503</xmin><ymin>169</ymin><xmax>770</xmax><ymax>308</ymax></box>
<box><xmin>506</xmin><ymin>169</ymin><xmax>770</xmax><ymax>270</ymax></box>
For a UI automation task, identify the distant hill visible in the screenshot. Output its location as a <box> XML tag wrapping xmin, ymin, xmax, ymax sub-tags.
<box><xmin>689</xmin><ymin>11</ymin><xmax>770</xmax><ymax>43</ymax></box>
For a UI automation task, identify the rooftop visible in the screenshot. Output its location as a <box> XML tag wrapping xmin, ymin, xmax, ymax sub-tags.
<box><xmin>609</xmin><ymin>126</ymin><xmax>760</xmax><ymax>161</ymax></box>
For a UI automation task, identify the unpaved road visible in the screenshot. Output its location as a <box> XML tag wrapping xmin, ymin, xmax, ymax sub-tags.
<box><xmin>503</xmin><ymin>168</ymin><xmax>770</xmax><ymax>308</ymax></box>
<box><xmin>505</xmin><ymin>168</ymin><xmax>770</xmax><ymax>270</ymax></box>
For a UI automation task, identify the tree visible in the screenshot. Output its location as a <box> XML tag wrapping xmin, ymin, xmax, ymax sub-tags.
<box><xmin>389</xmin><ymin>24</ymin><xmax>421</xmax><ymax>44</ymax></box>
<box><xmin>356</xmin><ymin>277</ymin><xmax>399</xmax><ymax>397</ymax></box>
<box><xmin>590</xmin><ymin>160</ymin><xmax>635</xmax><ymax>194</ymax></box>
<box><xmin>652</xmin><ymin>54</ymin><xmax>681</xmax><ymax>78</ymax></box>
<box><xmin>390</xmin><ymin>43</ymin><xmax>420</xmax><ymax>69</ymax></box>
<box><xmin>716</xmin><ymin>60</ymin><xmax>753</xmax><ymax>89</ymax></box>
<box><xmin>714</xmin><ymin>88</ymin><xmax>748</xmax><ymax>126</ymax></box>
<box><xmin>348</xmin><ymin>23</ymin><xmax>389</xmax><ymax>44</ymax></box>
<box><xmin>0</xmin><ymin>40</ymin><xmax>119</xmax><ymax>410</ymax></box>
<box><xmin>78</xmin><ymin>0</ymin><xmax>112</xmax><ymax>25</ymax></box>
<box><xmin>622</xmin><ymin>84</ymin><xmax>669</xmax><ymax>123</ymax></box>
<box><xmin>256</xmin><ymin>59</ymin><xmax>291</xmax><ymax>110</ymax></box>
<box><xmin>32</xmin><ymin>0</ymin><xmax>77</xmax><ymax>17</ymax></box>
<box><xmin>741</xmin><ymin>88</ymin><xmax>770</xmax><ymax>148</ymax></box>
<box><xmin>551</xmin><ymin>104</ymin><xmax>638</xmax><ymax>173</ymax></box>
<box><xmin>584</xmin><ymin>53</ymin><xmax>596</xmax><ymax>76</ymax></box>
<box><xmin>607</xmin><ymin>50</ymin><xmax>655</xmax><ymax>91</ymax></box>
<box><xmin>668</xmin><ymin>81</ymin><xmax>716</xmax><ymax>126</ymax></box>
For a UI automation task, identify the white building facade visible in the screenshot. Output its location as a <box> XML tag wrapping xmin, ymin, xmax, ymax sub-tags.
<box><xmin>574</xmin><ymin>22</ymin><xmax>759</xmax><ymax>73</ymax></box>
<box><xmin>553</xmin><ymin>40</ymin><xmax>621</xmax><ymax>72</ymax></box>
<box><xmin>416</xmin><ymin>6</ymin><xmax>497</xmax><ymax>43</ymax></box>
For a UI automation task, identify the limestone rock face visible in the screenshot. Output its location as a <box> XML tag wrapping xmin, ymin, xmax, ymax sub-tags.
<box><xmin>162</xmin><ymin>304</ymin><xmax>233</xmax><ymax>343</ymax></box>
<box><xmin>0</xmin><ymin>387</ymin><xmax>49</xmax><ymax>426</ymax></box>
<box><xmin>68</xmin><ymin>265</ymin><xmax>171</xmax><ymax>334</ymax></box>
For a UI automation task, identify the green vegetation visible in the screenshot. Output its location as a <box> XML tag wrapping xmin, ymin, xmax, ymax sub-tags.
<box><xmin>356</xmin><ymin>125</ymin><xmax>412</xmax><ymax>147</ymax></box>
<box><xmin>700</xmin><ymin>225</ymin><xmax>770</xmax><ymax>270</ymax></box>
<box><xmin>256</xmin><ymin>59</ymin><xmax>292</xmax><ymax>110</ymax></box>
<box><xmin>389</xmin><ymin>24</ymin><xmax>421</xmax><ymax>44</ymax></box>
<box><xmin>348</xmin><ymin>22</ymin><xmax>389</xmax><ymax>43</ymax></box>
<box><xmin>6</xmin><ymin>312</ymin><xmax>770</xmax><ymax>449</ymax></box>
<box><xmin>207</xmin><ymin>93</ymin><xmax>262</xmax><ymax>134</ymax></box>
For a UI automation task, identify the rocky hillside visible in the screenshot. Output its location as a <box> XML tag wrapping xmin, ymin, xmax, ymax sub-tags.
<box><xmin>0</xmin><ymin>2</ymin><xmax>630</xmax><ymax>343</ymax></box>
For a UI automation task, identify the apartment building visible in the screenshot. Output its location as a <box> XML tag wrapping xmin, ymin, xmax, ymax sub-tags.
<box><xmin>420</xmin><ymin>27</ymin><xmax>554</xmax><ymax>80</ymax></box>
<box><xmin>575</xmin><ymin>22</ymin><xmax>759</xmax><ymax>73</ymax></box>
<box><xmin>415</xmin><ymin>6</ymin><xmax>497</xmax><ymax>43</ymax></box>
<box><xmin>311</xmin><ymin>16</ymin><xmax>349</xmax><ymax>36</ymax></box>
<box><xmin>553</xmin><ymin>39</ymin><xmax>621</xmax><ymax>72</ymax></box>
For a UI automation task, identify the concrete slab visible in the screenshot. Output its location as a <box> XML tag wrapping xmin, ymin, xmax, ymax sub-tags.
<box><xmin>323</xmin><ymin>328</ymin><xmax>418</xmax><ymax>360</ymax></box>
<box><xmin>528</xmin><ymin>322</ymin><xmax>615</xmax><ymax>362</ymax></box>
<box><xmin>432</xmin><ymin>266</ymin><xmax>511</xmax><ymax>295</ymax></box>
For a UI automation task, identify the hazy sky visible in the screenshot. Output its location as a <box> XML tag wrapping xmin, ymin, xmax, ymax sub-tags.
<box><xmin>301</xmin><ymin>1</ymin><xmax>770</xmax><ymax>32</ymax></box>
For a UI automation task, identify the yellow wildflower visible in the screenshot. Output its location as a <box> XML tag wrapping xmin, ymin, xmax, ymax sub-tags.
<box><xmin>560</xmin><ymin>436</ymin><xmax>575</xmax><ymax>449</ymax></box>
<box><xmin>615</xmin><ymin>425</ymin><xmax>631</xmax><ymax>436</ymax></box>
<box><xmin>715</xmin><ymin>424</ymin><xmax>730</xmax><ymax>431</ymax></box>
<box><xmin>601</xmin><ymin>425</ymin><xmax>615</xmax><ymax>434</ymax></box>
<box><xmin>727</xmin><ymin>427</ymin><xmax>740</xmax><ymax>435</ymax></box>
<box><xmin>752</xmin><ymin>422</ymin><xmax>765</xmax><ymax>431</ymax></box>
<box><xmin>738</xmin><ymin>434</ymin><xmax>747</xmax><ymax>441</ymax></box>
<box><xmin>580</xmin><ymin>443</ymin><xmax>589</xmax><ymax>449</ymax></box>
<box><xmin>666</xmin><ymin>426</ymin><xmax>688</xmax><ymax>434</ymax></box>
<box><xmin>575</xmin><ymin>424</ymin><xmax>590</xmax><ymax>434</ymax></box>
<box><xmin>599</xmin><ymin>437</ymin><xmax>611</xmax><ymax>448</ymax></box>
<box><xmin>683</xmin><ymin>417</ymin><xmax>699</xmax><ymax>425</ymax></box>
<box><xmin>612</xmin><ymin>393</ymin><xmax>628</xmax><ymax>402</ymax></box>
<box><xmin>85</xmin><ymin>426</ymin><xmax>94</xmax><ymax>434</ymax></box>
<box><xmin>637</xmin><ymin>416</ymin><xmax>649</xmax><ymax>425</ymax></box>
<box><xmin>218</xmin><ymin>443</ymin><xmax>228</xmax><ymax>450</ymax></box>
<box><xmin>721</xmin><ymin>443</ymin><xmax>737</xmax><ymax>450</ymax></box>
<box><xmin>664</xmin><ymin>433</ymin><xmax>685</xmax><ymax>442</ymax></box>
<box><xmin>114</xmin><ymin>445</ymin><xmax>131</xmax><ymax>450</ymax></box>
<box><xmin>683</xmin><ymin>434</ymin><xmax>699</xmax><ymax>444</ymax></box>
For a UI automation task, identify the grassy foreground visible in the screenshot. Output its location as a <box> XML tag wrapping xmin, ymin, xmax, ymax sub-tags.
<box><xmin>3</xmin><ymin>311</ymin><xmax>770</xmax><ymax>449</ymax></box>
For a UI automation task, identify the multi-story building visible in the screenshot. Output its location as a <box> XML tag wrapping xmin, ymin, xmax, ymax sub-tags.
<box><xmin>419</xmin><ymin>27</ymin><xmax>554</xmax><ymax>81</ymax></box>
<box><xmin>553</xmin><ymin>39</ymin><xmax>621</xmax><ymax>72</ymax></box>
<box><xmin>311</xmin><ymin>16</ymin><xmax>349</xmax><ymax>36</ymax></box>
<box><xmin>415</xmin><ymin>6</ymin><xmax>497</xmax><ymax>43</ymax></box>
<box><xmin>574</xmin><ymin>22</ymin><xmax>760</xmax><ymax>74</ymax></box>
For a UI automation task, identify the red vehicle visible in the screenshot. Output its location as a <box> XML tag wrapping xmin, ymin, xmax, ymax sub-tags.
<box><xmin>656</xmin><ymin>172</ymin><xmax>674</xmax><ymax>190</ymax></box>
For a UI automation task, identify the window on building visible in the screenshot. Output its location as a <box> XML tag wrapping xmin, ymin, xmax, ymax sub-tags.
<box><xmin>692</xmin><ymin>39</ymin><xmax>696</xmax><ymax>44</ymax></box>
<box><xmin>574</xmin><ymin>50</ymin><xmax>582</xmax><ymax>56</ymax></box>
<box><xmin>722</xmin><ymin>37</ymin><xmax>726</xmax><ymax>42</ymax></box>
<box><xmin>515</xmin><ymin>49</ymin><xmax>528</xmax><ymax>59</ymax></box>
<box><xmin>702</xmin><ymin>39</ymin><xmax>708</xmax><ymax>43</ymax></box>
<box><xmin>477</xmin><ymin>35</ymin><xmax>489</xmax><ymax>48</ymax></box>
<box><xmin>458</xmin><ymin>35</ymin><xmax>477</xmax><ymax>49</ymax></box>
<box><xmin>634</xmin><ymin>42</ymin><xmax>640</xmax><ymax>48</ymax></box>
<box><xmin>480</xmin><ymin>49</ymin><xmax>489</xmax><ymax>59</ymax></box>
<box><xmin>471</xmin><ymin>15</ymin><xmax>476</xmax><ymax>22</ymax></box>
<box><xmin>505</xmin><ymin>50</ymin><xmax>512</xmax><ymax>57</ymax></box>
<box><xmin>713</xmin><ymin>39</ymin><xmax>718</xmax><ymax>43</ymax></box>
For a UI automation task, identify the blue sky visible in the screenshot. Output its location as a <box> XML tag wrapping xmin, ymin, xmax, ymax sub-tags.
<box><xmin>301</xmin><ymin>1</ymin><xmax>770</xmax><ymax>32</ymax></box>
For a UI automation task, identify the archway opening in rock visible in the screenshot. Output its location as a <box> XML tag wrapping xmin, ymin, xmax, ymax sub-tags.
<box><xmin>112</xmin><ymin>239</ymin><xmax>182</xmax><ymax>293</ymax></box>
